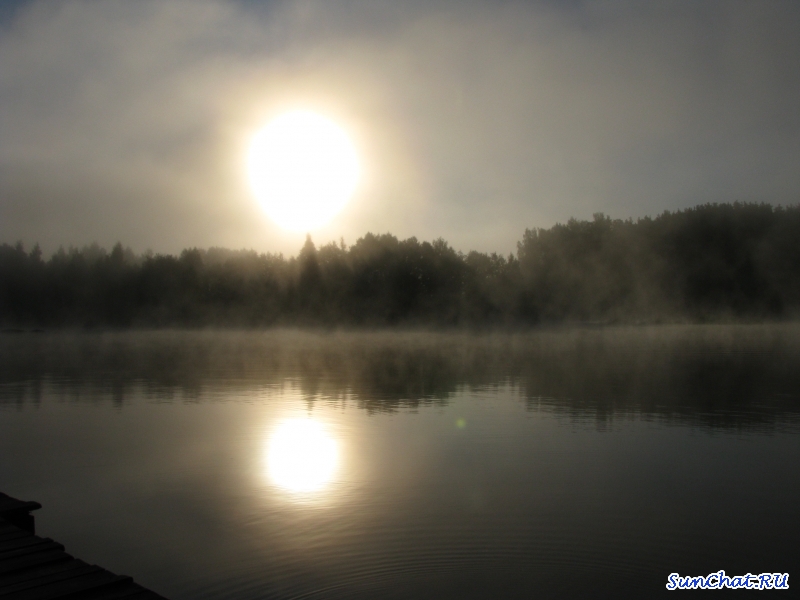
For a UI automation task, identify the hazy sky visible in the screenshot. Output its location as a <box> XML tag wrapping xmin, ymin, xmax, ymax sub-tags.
<box><xmin>1</xmin><ymin>0</ymin><xmax>799</xmax><ymax>256</ymax></box>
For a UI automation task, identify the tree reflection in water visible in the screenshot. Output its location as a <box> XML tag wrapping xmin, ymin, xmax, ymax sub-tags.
<box><xmin>2</xmin><ymin>326</ymin><xmax>800</xmax><ymax>431</ymax></box>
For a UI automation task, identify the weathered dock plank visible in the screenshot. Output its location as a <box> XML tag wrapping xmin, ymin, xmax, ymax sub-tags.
<box><xmin>0</xmin><ymin>495</ymin><xmax>41</xmax><ymax>535</ymax></box>
<box><xmin>0</xmin><ymin>493</ymin><xmax>168</xmax><ymax>600</ymax></box>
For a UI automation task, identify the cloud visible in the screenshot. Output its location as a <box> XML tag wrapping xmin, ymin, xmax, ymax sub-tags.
<box><xmin>1</xmin><ymin>0</ymin><xmax>799</xmax><ymax>255</ymax></box>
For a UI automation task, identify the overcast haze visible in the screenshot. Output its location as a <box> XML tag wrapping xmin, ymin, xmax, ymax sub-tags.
<box><xmin>1</xmin><ymin>0</ymin><xmax>799</xmax><ymax>256</ymax></box>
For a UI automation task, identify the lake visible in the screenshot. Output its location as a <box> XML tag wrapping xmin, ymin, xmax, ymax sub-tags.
<box><xmin>1</xmin><ymin>326</ymin><xmax>799</xmax><ymax>598</ymax></box>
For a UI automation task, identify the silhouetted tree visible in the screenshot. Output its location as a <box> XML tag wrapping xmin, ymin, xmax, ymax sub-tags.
<box><xmin>3</xmin><ymin>202</ymin><xmax>800</xmax><ymax>328</ymax></box>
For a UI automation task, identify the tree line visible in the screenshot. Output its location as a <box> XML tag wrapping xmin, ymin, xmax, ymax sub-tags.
<box><xmin>2</xmin><ymin>202</ymin><xmax>800</xmax><ymax>328</ymax></box>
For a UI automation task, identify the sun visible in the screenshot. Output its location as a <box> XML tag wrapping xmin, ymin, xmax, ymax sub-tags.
<box><xmin>248</xmin><ymin>110</ymin><xmax>360</xmax><ymax>232</ymax></box>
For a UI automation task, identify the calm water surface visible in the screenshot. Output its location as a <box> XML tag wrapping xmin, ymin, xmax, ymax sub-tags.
<box><xmin>1</xmin><ymin>327</ymin><xmax>799</xmax><ymax>598</ymax></box>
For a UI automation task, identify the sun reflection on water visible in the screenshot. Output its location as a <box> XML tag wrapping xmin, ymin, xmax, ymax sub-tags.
<box><xmin>266</xmin><ymin>419</ymin><xmax>339</xmax><ymax>494</ymax></box>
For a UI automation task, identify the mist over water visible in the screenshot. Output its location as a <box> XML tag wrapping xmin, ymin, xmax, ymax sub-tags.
<box><xmin>1</xmin><ymin>326</ymin><xmax>799</xmax><ymax>598</ymax></box>
<box><xmin>3</xmin><ymin>326</ymin><xmax>800</xmax><ymax>429</ymax></box>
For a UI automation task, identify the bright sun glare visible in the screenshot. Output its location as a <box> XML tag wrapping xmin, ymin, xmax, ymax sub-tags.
<box><xmin>267</xmin><ymin>419</ymin><xmax>339</xmax><ymax>494</ymax></box>
<box><xmin>248</xmin><ymin>110</ymin><xmax>360</xmax><ymax>232</ymax></box>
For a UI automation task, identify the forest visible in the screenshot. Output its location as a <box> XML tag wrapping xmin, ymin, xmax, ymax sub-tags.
<box><xmin>2</xmin><ymin>202</ymin><xmax>800</xmax><ymax>328</ymax></box>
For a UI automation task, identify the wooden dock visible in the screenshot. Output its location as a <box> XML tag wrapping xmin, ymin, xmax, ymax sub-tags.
<box><xmin>0</xmin><ymin>492</ymin><xmax>168</xmax><ymax>600</ymax></box>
